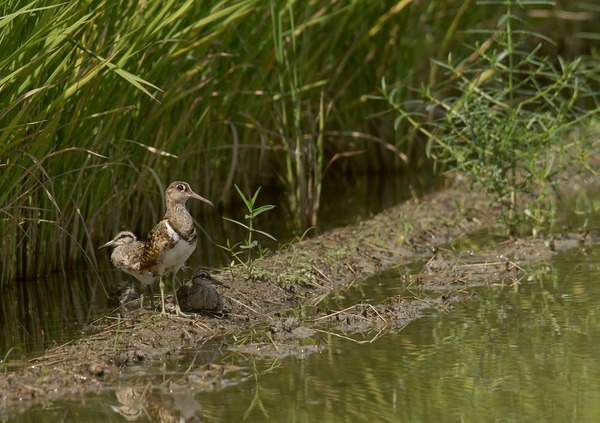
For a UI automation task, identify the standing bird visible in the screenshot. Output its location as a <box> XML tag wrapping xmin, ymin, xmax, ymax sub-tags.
<box><xmin>176</xmin><ymin>269</ymin><xmax>229</xmax><ymax>313</ymax></box>
<box><xmin>140</xmin><ymin>181</ymin><xmax>214</xmax><ymax>315</ymax></box>
<box><xmin>99</xmin><ymin>231</ymin><xmax>158</xmax><ymax>309</ymax></box>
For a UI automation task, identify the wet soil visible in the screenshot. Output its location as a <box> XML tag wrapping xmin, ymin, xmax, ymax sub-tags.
<box><xmin>0</xmin><ymin>177</ymin><xmax>595</xmax><ymax>414</ymax></box>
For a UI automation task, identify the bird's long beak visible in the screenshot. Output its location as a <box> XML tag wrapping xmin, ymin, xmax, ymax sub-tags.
<box><xmin>210</xmin><ymin>275</ymin><xmax>229</xmax><ymax>288</ymax></box>
<box><xmin>190</xmin><ymin>192</ymin><xmax>214</xmax><ymax>207</ymax></box>
<box><xmin>98</xmin><ymin>239</ymin><xmax>115</xmax><ymax>250</ymax></box>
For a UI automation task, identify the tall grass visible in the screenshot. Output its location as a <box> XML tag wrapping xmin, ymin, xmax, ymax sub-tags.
<box><xmin>0</xmin><ymin>0</ymin><xmax>596</xmax><ymax>283</ymax></box>
<box><xmin>0</xmin><ymin>0</ymin><xmax>258</xmax><ymax>283</ymax></box>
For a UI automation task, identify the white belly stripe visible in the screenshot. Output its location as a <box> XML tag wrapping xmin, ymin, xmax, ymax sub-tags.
<box><xmin>160</xmin><ymin>221</ymin><xmax>197</xmax><ymax>275</ymax></box>
<box><xmin>165</xmin><ymin>221</ymin><xmax>181</xmax><ymax>242</ymax></box>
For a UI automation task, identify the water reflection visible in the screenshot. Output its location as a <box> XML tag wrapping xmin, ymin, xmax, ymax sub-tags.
<box><xmin>201</xmin><ymin>246</ymin><xmax>600</xmax><ymax>422</ymax></box>
<box><xmin>5</xmin><ymin>245</ymin><xmax>600</xmax><ymax>421</ymax></box>
<box><xmin>0</xmin><ymin>269</ymin><xmax>105</xmax><ymax>357</ymax></box>
<box><xmin>110</xmin><ymin>385</ymin><xmax>204</xmax><ymax>422</ymax></box>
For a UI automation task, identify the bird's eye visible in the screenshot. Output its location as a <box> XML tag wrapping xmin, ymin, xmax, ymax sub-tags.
<box><xmin>177</xmin><ymin>184</ymin><xmax>186</xmax><ymax>191</ymax></box>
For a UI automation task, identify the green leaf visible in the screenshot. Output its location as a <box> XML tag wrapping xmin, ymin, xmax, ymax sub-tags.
<box><xmin>223</xmin><ymin>216</ymin><xmax>252</xmax><ymax>231</ymax></box>
<box><xmin>253</xmin><ymin>228</ymin><xmax>277</xmax><ymax>242</ymax></box>
<box><xmin>252</xmin><ymin>204</ymin><xmax>276</xmax><ymax>217</ymax></box>
<box><xmin>234</xmin><ymin>184</ymin><xmax>252</xmax><ymax>209</ymax></box>
<box><xmin>249</xmin><ymin>186</ymin><xmax>262</xmax><ymax>208</ymax></box>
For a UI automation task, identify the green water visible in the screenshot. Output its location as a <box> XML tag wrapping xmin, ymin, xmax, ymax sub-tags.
<box><xmin>209</xmin><ymin>247</ymin><xmax>600</xmax><ymax>422</ymax></box>
<box><xmin>7</xmin><ymin>244</ymin><xmax>600</xmax><ymax>422</ymax></box>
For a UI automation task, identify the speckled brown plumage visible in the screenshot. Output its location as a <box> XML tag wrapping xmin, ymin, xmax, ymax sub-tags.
<box><xmin>100</xmin><ymin>231</ymin><xmax>143</xmax><ymax>270</ymax></box>
<box><xmin>99</xmin><ymin>230</ymin><xmax>158</xmax><ymax>309</ymax></box>
<box><xmin>176</xmin><ymin>269</ymin><xmax>228</xmax><ymax>312</ymax></box>
<box><xmin>140</xmin><ymin>181</ymin><xmax>213</xmax><ymax>315</ymax></box>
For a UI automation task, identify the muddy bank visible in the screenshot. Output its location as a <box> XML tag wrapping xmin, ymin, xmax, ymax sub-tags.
<box><xmin>0</xmin><ymin>177</ymin><xmax>595</xmax><ymax>414</ymax></box>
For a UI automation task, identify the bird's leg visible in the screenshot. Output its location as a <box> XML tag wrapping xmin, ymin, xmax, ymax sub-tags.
<box><xmin>159</xmin><ymin>276</ymin><xmax>166</xmax><ymax>315</ymax></box>
<box><xmin>171</xmin><ymin>272</ymin><xmax>190</xmax><ymax>317</ymax></box>
<box><xmin>139</xmin><ymin>285</ymin><xmax>145</xmax><ymax>310</ymax></box>
<box><xmin>141</xmin><ymin>284</ymin><xmax>151</xmax><ymax>310</ymax></box>
<box><xmin>149</xmin><ymin>284</ymin><xmax>156</xmax><ymax>310</ymax></box>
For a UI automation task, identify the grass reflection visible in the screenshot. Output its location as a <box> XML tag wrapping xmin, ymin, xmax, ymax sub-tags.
<box><xmin>4</xmin><ymin>245</ymin><xmax>600</xmax><ymax>422</ymax></box>
<box><xmin>199</xmin><ymin>247</ymin><xmax>600</xmax><ymax>422</ymax></box>
<box><xmin>0</xmin><ymin>269</ymin><xmax>106</xmax><ymax>359</ymax></box>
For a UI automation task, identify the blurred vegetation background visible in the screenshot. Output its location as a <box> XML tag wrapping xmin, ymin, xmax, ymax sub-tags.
<box><xmin>1</xmin><ymin>0</ymin><xmax>598</xmax><ymax>283</ymax></box>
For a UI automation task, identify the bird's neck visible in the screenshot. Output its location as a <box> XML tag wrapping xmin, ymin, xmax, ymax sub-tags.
<box><xmin>165</xmin><ymin>201</ymin><xmax>195</xmax><ymax>236</ymax></box>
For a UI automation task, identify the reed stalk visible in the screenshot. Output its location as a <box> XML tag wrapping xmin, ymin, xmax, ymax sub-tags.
<box><xmin>0</xmin><ymin>0</ymin><xmax>595</xmax><ymax>282</ymax></box>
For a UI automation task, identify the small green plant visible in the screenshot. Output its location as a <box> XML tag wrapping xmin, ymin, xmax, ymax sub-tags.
<box><xmin>0</xmin><ymin>347</ymin><xmax>19</xmax><ymax>373</ymax></box>
<box><xmin>220</xmin><ymin>185</ymin><xmax>277</xmax><ymax>269</ymax></box>
<box><xmin>382</xmin><ymin>0</ymin><xmax>599</xmax><ymax>235</ymax></box>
